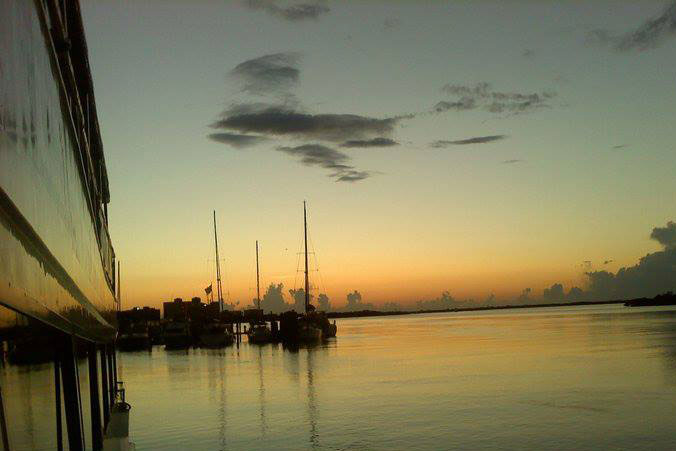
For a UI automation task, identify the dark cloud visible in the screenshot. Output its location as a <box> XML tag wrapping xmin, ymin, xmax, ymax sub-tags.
<box><xmin>243</xmin><ymin>0</ymin><xmax>330</xmax><ymax>22</ymax></box>
<box><xmin>650</xmin><ymin>221</ymin><xmax>676</xmax><ymax>249</ymax></box>
<box><xmin>589</xmin><ymin>2</ymin><xmax>676</xmax><ymax>51</ymax></box>
<box><xmin>212</xmin><ymin>104</ymin><xmax>401</xmax><ymax>142</ymax></box>
<box><xmin>433</xmin><ymin>97</ymin><xmax>476</xmax><ymax>113</ymax></box>
<box><xmin>502</xmin><ymin>159</ymin><xmax>524</xmax><ymax>164</ymax></box>
<box><xmin>584</xmin><ymin>221</ymin><xmax>676</xmax><ymax>300</ymax></box>
<box><xmin>230</xmin><ymin>53</ymin><xmax>300</xmax><ymax>96</ymax></box>
<box><xmin>208</xmin><ymin>132</ymin><xmax>268</xmax><ymax>148</ymax></box>
<box><xmin>603</xmin><ymin>259</ymin><xmax>614</xmax><ymax>265</ymax></box>
<box><xmin>334</xmin><ymin>170</ymin><xmax>371</xmax><ymax>183</ymax></box>
<box><xmin>340</xmin><ymin>137</ymin><xmax>399</xmax><ymax>148</ymax></box>
<box><xmin>612</xmin><ymin>144</ymin><xmax>628</xmax><ymax>150</ymax></box>
<box><xmin>431</xmin><ymin>135</ymin><xmax>507</xmax><ymax>147</ymax></box>
<box><xmin>434</xmin><ymin>82</ymin><xmax>556</xmax><ymax>115</ymax></box>
<box><xmin>276</xmin><ymin>144</ymin><xmax>372</xmax><ymax>182</ymax></box>
<box><xmin>277</xmin><ymin>143</ymin><xmax>349</xmax><ymax>168</ymax></box>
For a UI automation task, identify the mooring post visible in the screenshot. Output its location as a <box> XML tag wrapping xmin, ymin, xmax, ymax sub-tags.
<box><xmin>0</xmin><ymin>378</ymin><xmax>10</xmax><ymax>451</ymax></box>
<box><xmin>61</xmin><ymin>335</ymin><xmax>84</xmax><ymax>451</ymax></box>
<box><xmin>105</xmin><ymin>345</ymin><xmax>114</xmax><ymax>407</ymax></box>
<box><xmin>54</xmin><ymin>351</ymin><xmax>63</xmax><ymax>451</ymax></box>
<box><xmin>100</xmin><ymin>346</ymin><xmax>110</xmax><ymax>427</ymax></box>
<box><xmin>88</xmin><ymin>343</ymin><xmax>103</xmax><ymax>450</ymax></box>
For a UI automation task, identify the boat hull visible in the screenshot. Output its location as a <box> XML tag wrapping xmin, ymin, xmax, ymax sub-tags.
<box><xmin>200</xmin><ymin>332</ymin><xmax>234</xmax><ymax>348</ymax></box>
<box><xmin>0</xmin><ymin>0</ymin><xmax>116</xmax><ymax>341</ymax></box>
<box><xmin>117</xmin><ymin>334</ymin><xmax>151</xmax><ymax>351</ymax></box>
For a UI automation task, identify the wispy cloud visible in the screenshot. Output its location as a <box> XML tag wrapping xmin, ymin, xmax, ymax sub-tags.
<box><xmin>433</xmin><ymin>82</ymin><xmax>556</xmax><ymax>115</ymax></box>
<box><xmin>589</xmin><ymin>2</ymin><xmax>676</xmax><ymax>51</ymax></box>
<box><xmin>230</xmin><ymin>52</ymin><xmax>300</xmax><ymax>96</ymax></box>
<box><xmin>208</xmin><ymin>132</ymin><xmax>269</xmax><ymax>148</ymax></box>
<box><xmin>334</xmin><ymin>170</ymin><xmax>371</xmax><ymax>183</ymax></box>
<box><xmin>243</xmin><ymin>0</ymin><xmax>330</xmax><ymax>22</ymax></box>
<box><xmin>433</xmin><ymin>98</ymin><xmax>476</xmax><ymax>113</ymax></box>
<box><xmin>340</xmin><ymin>137</ymin><xmax>399</xmax><ymax>148</ymax></box>
<box><xmin>522</xmin><ymin>49</ymin><xmax>535</xmax><ymax>58</ymax></box>
<box><xmin>277</xmin><ymin>143</ymin><xmax>373</xmax><ymax>182</ymax></box>
<box><xmin>431</xmin><ymin>135</ymin><xmax>507</xmax><ymax>147</ymax></box>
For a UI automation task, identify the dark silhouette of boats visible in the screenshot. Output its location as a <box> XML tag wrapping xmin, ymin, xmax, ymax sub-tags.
<box><xmin>164</xmin><ymin>321</ymin><xmax>191</xmax><ymax>349</ymax></box>
<box><xmin>117</xmin><ymin>323</ymin><xmax>151</xmax><ymax>351</ymax></box>
<box><xmin>248</xmin><ymin>240</ymin><xmax>273</xmax><ymax>344</ymax></box>
<box><xmin>199</xmin><ymin>322</ymin><xmax>234</xmax><ymax>348</ymax></box>
<box><xmin>248</xmin><ymin>323</ymin><xmax>273</xmax><ymax>344</ymax></box>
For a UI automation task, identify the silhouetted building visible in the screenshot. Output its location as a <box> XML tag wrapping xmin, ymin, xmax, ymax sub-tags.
<box><xmin>118</xmin><ymin>307</ymin><xmax>160</xmax><ymax>325</ymax></box>
<box><xmin>163</xmin><ymin>298</ymin><xmax>188</xmax><ymax>320</ymax></box>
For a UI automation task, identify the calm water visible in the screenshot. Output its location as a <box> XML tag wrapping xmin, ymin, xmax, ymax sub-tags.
<box><xmin>5</xmin><ymin>304</ymin><xmax>676</xmax><ymax>449</ymax></box>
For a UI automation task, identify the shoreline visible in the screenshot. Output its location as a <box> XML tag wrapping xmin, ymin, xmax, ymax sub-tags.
<box><xmin>325</xmin><ymin>300</ymin><xmax>631</xmax><ymax>319</ymax></box>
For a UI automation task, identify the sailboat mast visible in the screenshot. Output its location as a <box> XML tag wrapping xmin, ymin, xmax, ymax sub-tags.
<box><xmin>256</xmin><ymin>240</ymin><xmax>261</xmax><ymax>309</ymax></box>
<box><xmin>303</xmin><ymin>201</ymin><xmax>310</xmax><ymax>313</ymax></box>
<box><xmin>213</xmin><ymin>210</ymin><xmax>223</xmax><ymax>312</ymax></box>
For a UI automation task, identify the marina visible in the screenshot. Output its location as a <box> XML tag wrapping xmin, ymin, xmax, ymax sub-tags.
<box><xmin>3</xmin><ymin>0</ymin><xmax>676</xmax><ymax>449</ymax></box>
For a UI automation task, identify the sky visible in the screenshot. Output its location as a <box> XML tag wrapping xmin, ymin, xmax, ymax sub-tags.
<box><xmin>80</xmin><ymin>0</ymin><xmax>676</xmax><ymax>309</ymax></box>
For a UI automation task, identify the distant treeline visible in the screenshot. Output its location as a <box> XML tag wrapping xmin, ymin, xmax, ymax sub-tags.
<box><xmin>624</xmin><ymin>291</ymin><xmax>676</xmax><ymax>307</ymax></box>
<box><xmin>325</xmin><ymin>299</ymin><xmax>630</xmax><ymax>319</ymax></box>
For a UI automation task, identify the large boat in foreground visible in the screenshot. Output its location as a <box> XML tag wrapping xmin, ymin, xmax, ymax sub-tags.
<box><xmin>1</xmin><ymin>1</ymin><xmax>129</xmax><ymax>449</ymax></box>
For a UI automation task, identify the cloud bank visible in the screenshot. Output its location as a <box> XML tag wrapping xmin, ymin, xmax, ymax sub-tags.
<box><xmin>559</xmin><ymin>221</ymin><xmax>676</xmax><ymax>301</ymax></box>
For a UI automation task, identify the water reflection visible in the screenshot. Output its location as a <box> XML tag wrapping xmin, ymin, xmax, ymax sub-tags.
<box><xmin>306</xmin><ymin>347</ymin><xmax>318</xmax><ymax>449</ymax></box>
<box><xmin>6</xmin><ymin>305</ymin><xmax>676</xmax><ymax>450</ymax></box>
<box><xmin>256</xmin><ymin>346</ymin><xmax>267</xmax><ymax>437</ymax></box>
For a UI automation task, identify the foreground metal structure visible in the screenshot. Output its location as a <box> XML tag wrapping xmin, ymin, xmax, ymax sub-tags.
<box><xmin>1</xmin><ymin>1</ymin><xmax>124</xmax><ymax>449</ymax></box>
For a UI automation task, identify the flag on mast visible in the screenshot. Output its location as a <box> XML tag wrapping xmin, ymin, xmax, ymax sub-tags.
<box><xmin>205</xmin><ymin>284</ymin><xmax>212</xmax><ymax>295</ymax></box>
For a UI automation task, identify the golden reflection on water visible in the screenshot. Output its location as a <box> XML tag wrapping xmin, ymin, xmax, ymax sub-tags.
<box><xmin>4</xmin><ymin>304</ymin><xmax>676</xmax><ymax>450</ymax></box>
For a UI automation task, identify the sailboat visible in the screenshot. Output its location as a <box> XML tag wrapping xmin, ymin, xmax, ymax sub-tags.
<box><xmin>296</xmin><ymin>201</ymin><xmax>337</xmax><ymax>342</ymax></box>
<box><xmin>199</xmin><ymin>211</ymin><xmax>234</xmax><ymax>347</ymax></box>
<box><xmin>248</xmin><ymin>240</ymin><xmax>273</xmax><ymax>344</ymax></box>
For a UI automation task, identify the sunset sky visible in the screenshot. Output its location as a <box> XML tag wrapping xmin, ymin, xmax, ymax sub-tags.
<box><xmin>81</xmin><ymin>1</ymin><xmax>676</xmax><ymax>309</ymax></box>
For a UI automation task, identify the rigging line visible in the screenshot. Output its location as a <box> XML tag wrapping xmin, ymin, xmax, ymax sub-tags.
<box><xmin>308</xmin><ymin>230</ymin><xmax>328</xmax><ymax>299</ymax></box>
